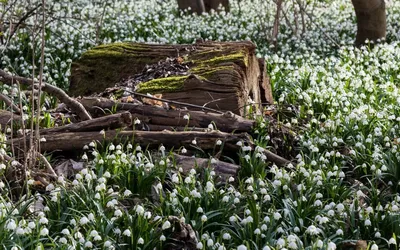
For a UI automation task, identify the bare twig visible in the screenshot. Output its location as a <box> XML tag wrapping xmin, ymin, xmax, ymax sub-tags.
<box><xmin>38</xmin><ymin>153</ymin><xmax>57</xmax><ymax>178</ymax></box>
<box><xmin>281</xmin><ymin>4</ymin><xmax>295</xmax><ymax>35</ymax></box>
<box><xmin>36</xmin><ymin>0</ymin><xmax>46</xmax><ymax>154</ymax></box>
<box><xmin>0</xmin><ymin>93</ymin><xmax>21</xmax><ymax>114</ymax></box>
<box><xmin>124</xmin><ymin>89</ymin><xmax>225</xmax><ymax>114</ymax></box>
<box><xmin>0</xmin><ymin>69</ymin><xmax>92</xmax><ymax>121</ymax></box>
<box><xmin>95</xmin><ymin>2</ymin><xmax>108</xmax><ymax>45</ymax></box>
<box><xmin>295</xmin><ymin>0</ymin><xmax>340</xmax><ymax>47</ymax></box>
<box><xmin>6</xmin><ymin>3</ymin><xmax>42</xmax><ymax>45</ymax></box>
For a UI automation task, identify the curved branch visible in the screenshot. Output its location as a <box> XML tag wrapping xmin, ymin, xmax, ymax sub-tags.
<box><xmin>0</xmin><ymin>69</ymin><xmax>92</xmax><ymax>121</ymax></box>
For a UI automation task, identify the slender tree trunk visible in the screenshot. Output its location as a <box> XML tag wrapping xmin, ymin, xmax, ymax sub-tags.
<box><xmin>351</xmin><ymin>0</ymin><xmax>386</xmax><ymax>46</ymax></box>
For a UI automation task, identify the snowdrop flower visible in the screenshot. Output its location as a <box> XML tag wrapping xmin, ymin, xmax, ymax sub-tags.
<box><xmin>122</xmin><ymin>229</ymin><xmax>131</xmax><ymax>237</ymax></box>
<box><xmin>39</xmin><ymin>217</ymin><xmax>49</xmax><ymax>224</ymax></box>
<box><xmin>123</xmin><ymin>189</ymin><xmax>132</xmax><ymax>197</ymax></box>
<box><xmin>327</xmin><ymin>242</ymin><xmax>337</xmax><ymax>250</ymax></box>
<box><xmin>80</xmin><ymin>216</ymin><xmax>89</xmax><ymax>225</ymax></box>
<box><xmin>183</xmin><ymin>114</ymin><xmax>190</xmax><ymax>120</ymax></box>
<box><xmin>40</xmin><ymin>228</ymin><xmax>49</xmax><ymax>235</ymax></box>
<box><xmin>306</xmin><ymin>225</ymin><xmax>320</xmax><ymax>235</ymax></box>
<box><xmin>59</xmin><ymin>237</ymin><xmax>68</xmax><ymax>244</ymax></box>
<box><xmin>104</xmin><ymin>241</ymin><xmax>112</xmax><ymax>247</ymax></box>
<box><xmin>223</xmin><ymin>232</ymin><xmax>231</xmax><ymax>240</ymax></box>
<box><xmin>370</xmin><ymin>244</ymin><xmax>378</xmax><ymax>250</ymax></box>
<box><xmin>273</xmin><ymin>212</ymin><xmax>282</xmax><ymax>220</ymax></box>
<box><xmin>162</xmin><ymin>220</ymin><xmax>171</xmax><ymax>230</ymax></box>
<box><xmin>82</xmin><ymin>153</ymin><xmax>88</xmax><ymax>160</ymax></box>
<box><xmin>237</xmin><ymin>245</ymin><xmax>247</xmax><ymax>250</ymax></box>
<box><xmin>85</xmin><ymin>241</ymin><xmax>93</xmax><ymax>248</ymax></box>
<box><xmin>135</xmin><ymin>205</ymin><xmax>144</xmax><ymax>215</ymax></box>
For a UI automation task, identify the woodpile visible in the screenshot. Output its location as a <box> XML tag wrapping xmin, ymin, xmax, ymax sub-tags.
<box><xmin>0</xmin><ymin>41</ymin><xmax>292</xmax><ymax>185</ymax></box>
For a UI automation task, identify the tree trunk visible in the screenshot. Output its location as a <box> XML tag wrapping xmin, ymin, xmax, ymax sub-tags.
<box><xmin>177</xmin><ymin>0</ymin><xmax>229</xmax><ymax>14</ymax></box>
<box><xmin>70</xmin><ymin>41</ymin><xmax>273</xmax><ymax>116</ymax></box>
<box><xmin>351</xmin><ymin>0</ymin><xmax>386</xmax><ymax>46</ymax></box>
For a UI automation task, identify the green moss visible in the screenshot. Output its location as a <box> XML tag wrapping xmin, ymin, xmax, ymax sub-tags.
<box><xmin>136</xmin><ymin>75</ymin><xmax>188</xmax><ymax>93</ymax></box>
<box><xmin>82</xmin><ymin>42</ymin><xmax>151</xmax><ymax>59</ymax></box>
<box><xmin>190</xmin><ymin>65</ymin><xmax>234</xmax><ymax>79</ymax></box>
<box><xmin>200</xmin><ymin>52</ymin><xmax>248</xmax><ymax>67</ymax></box>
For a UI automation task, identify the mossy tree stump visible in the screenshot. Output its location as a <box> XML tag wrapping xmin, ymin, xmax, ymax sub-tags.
<box><xmin>69</xmin><ymin>41</ymin><xmax>273</xmax><ymax>116</ymax></box>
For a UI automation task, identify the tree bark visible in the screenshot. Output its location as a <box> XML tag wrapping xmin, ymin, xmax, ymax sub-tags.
<box><xmin>177</xmin><ymin>0</ymin><xmax>229</xmax><ymax>14</ymax></box>
<box><xmin>351</xmin><ymin>0</ymin><xmax>386</xmax><ymax>46</ymax></box>
<box><xmin>40</xmin><ymin>112</ymin><xmax>132</xmax><ymax>135</ymax></box>
<box><xmin>79</xmin><ymin>97</ymin><xmax>255</xmax><ymax>133</ymax></box>
<box><xmin>70</xmin><ymin>41</ymin><xmax>273</xmax><ymax>116</ymax></box>
<box><xmin>11</xmin><ymin>130</ymin><xmax>252</xmax><ymax>154</ymax></box>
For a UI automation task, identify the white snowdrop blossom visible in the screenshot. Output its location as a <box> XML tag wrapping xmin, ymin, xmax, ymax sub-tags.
<box><xmin>162</xmin><ymin>220</ymin><xmax>171</xmax><ymax>230</ymax></box>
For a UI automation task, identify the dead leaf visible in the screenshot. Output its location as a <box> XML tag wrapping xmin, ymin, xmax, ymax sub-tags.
<box><xmin>176</xmin><ymin>57</ymin><xmax>184</xmax><ymax>64</ymax></box>
<box><xmin>143</xmin><ymin>94</ymin><xmax>164</xmax><ymax>107</ymax></box>
<box><xmin>121</xmin><ymin>96</ymin><xmax>135</xmax><ymax>103</ymax></box>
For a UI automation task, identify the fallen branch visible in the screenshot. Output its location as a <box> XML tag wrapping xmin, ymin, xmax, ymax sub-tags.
<box><xmin>173</xmin><ymin>153</ymin><xmax>240</xmax><ymax>181</ymax></box>
<box><xmin>124</xmin><ymin>89</ymin><xmax>225</xmax><ymax>114</ymax></box>
<box><xmin>0</xmin><ymin>110</ymin><xmax>23</xmax><ymax>129</ymax></box>
<box><xmin>0</xmin><ymin>93</ymin><xmax>21</xmax><ymax>114</ymax></box>
<box><xmin>40</xmin><ymin>112</ymin><xmax>132</xmax><ymax>135</ymax></box>
<box><xmin>0</xmin><ymin>69</ymin><xmax>92</xmax><ymax>121</ymax></box>
<box><xmin>11</xmin><ymin>130</ymin><xmax>252</xmax><ymax>154</ymax></box>
<box><xmin>80</xmin><ymin>97</ymin><xmax>255</xmax><ymax>133</ymax></box>
<box><xmin>264</xmin><ymin>149</ymin><xmax>292</xmax><ymax>167</ymax></box>
<box><xmin>37</xmin><ymin>153</ymin><xmax>57</xmax><ymax>178</ymax></box>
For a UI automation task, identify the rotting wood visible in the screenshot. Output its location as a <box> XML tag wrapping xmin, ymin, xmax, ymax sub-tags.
<box><xmin>79</xmin><ymin>97</ymin><xmax>255</xmax><ymax>133</ymax></box>
<box><xmin>173</xmin><ymin>153</ymin><xmax>239</xmax><ymax>182</ymax></box>
<box><xmin>70</xmin><ymin>41</ymin><xmax>273</xmax><ymax>116</ymax></box>
<box><xmin>0</xmin><ymin>110</ymin><xmax>23</xmax><ymax>130</ymax></box>
<box><xmin>0</xmin><ymin>93</ymin><xmax>21</xmax><ymax>114</ymax></box>
<box><xmin>40</xmin><ymin>112</ymin><xmax>132</xmax><ymax>135</ymax></box>
<box><xmin>10</xmin><ymin>130</ymin><xmax>253</xmax><ymax>154</ymax></box>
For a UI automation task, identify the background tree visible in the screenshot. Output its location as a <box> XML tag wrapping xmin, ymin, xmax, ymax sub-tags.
<box><xmin>351</xmin><ymin>0</ymin><xmax>386</xmax><ymax>46</ymax></box>
<box><xmin>177</xmin><ymin>0</ymin><xmax>229</xmax><ymax>14</ymax></box>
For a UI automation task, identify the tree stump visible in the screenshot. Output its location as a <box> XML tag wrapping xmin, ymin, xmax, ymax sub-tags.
<box><xmin>69</xmin><ymin>41</ymin><xmax>273</xmax><ymax>116</ymax></box>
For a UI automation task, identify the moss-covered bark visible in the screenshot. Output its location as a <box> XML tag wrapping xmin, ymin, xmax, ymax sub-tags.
<box><xmin>70</xmin><ymin>41</ymin><xmax>271</xmax><ymax>115</ymax></box>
